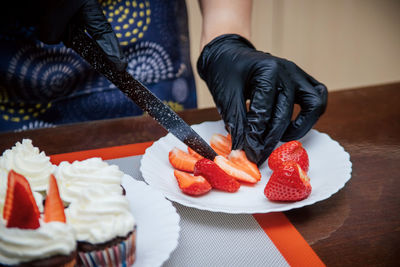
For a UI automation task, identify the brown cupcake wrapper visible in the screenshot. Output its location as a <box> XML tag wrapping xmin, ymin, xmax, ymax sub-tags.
<box><xmin>77</xmin><ymin>229</ymin><xmax>136</xmax><ymax>267</ymax></box>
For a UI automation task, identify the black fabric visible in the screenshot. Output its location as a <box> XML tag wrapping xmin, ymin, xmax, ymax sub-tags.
<box><xmin>197</xmin><ymin>34</ymin><xmax>327</xmax><ymax>166</ymax></box>
<box><xmin>2</xmin><ymin>0</ymin><xmax>126</xmax><ymax>71</ymax></box>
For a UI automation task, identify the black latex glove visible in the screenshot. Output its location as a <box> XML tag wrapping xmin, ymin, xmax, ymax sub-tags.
<box><xmin>197</xmin><ymin>34</ymin><xmax>327</xmax><ymax>166</ymax></box>
<box><xmin>11</xmin><ymin>0</ymin><xmax>126</xmax><ymax>71</ymax></box>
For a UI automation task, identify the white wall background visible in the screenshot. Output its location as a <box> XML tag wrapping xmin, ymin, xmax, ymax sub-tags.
<box><xmin>186</xmin><ymin>0</ymin><xmax>400</xmax><ymax>108</ymax></box>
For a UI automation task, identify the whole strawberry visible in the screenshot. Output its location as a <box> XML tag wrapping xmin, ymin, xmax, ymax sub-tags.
<box><xmin>264</xmin><ymin>161</ymin><xmax>311</xmax><ymax>202</ymax></box>
<box><xmin>268</xmin><ymin>141</ymin><xmax>309</xmax><ymax>172</ymax></box>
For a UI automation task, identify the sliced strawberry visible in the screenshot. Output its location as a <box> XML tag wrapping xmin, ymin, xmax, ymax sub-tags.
<box><xmin>5</xmin><ymin>172</ymin><xmax>40</xmax><ymax>229</ymax></box>
<box><xmin>264</xmin><ymin>161</ymin><xmax>312</xmax><ymax>202</ymax></box>
<box><xmin>210</xmin><ymin>133</ymin><xmax>232</xmax><ymax>158</ymax></box>
<box><xmin>169</xmin><ymin>147</ymin><xmax>198</xmax><ymax>173</ymax></box>
<box><xmin>214</xmin><ymin>156</ymin><xmax>258</xmax><ymax>184</ymax></box>
<box><xmin>187</xmin><ymin>146</ymin><xmax>204</xmax><ymax>160</ymax></box>
<box><xmin>174</xmin><ymin>170</ymin><xmax>211</xmax><ymax>196</ymax></box>
<box><xmin>44</xmin><ymin>174</ymin><xmax>66</xmax><ymax>223</ymax></box>
<box><xmin>3</xmin><ymin>170</ymin><xmax>39</xmax><ymax>221</ymax></box>
<box><xmin>228</xmin><ymin>150</ymin><xmax>261</xmax><ymax>181</ymax></box>
<box><xmin>268</xmin><ymin>141</ymin><xmax>309</xmax><ymax>172</ymax></box>
<box><xmin>194</xmin><ymin>158</ymin><xmax>240</xmax><ymax>193</ymax></box>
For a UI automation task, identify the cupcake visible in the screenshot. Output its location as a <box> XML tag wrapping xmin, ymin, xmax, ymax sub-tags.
<box><xmin>0</xmin><ymin>139</ymin><xmax>55</xmax><ymax>193</ymax></box>
<box><xmin>56</xmin><ymin>157</ymin><xmax>125</xmax><ymax>205</ymax></box>
<box><xmin>65</xmin><ymin>187</ymin><xmax>136</xmax><ymax>266</ymax></box>
<box><xmin>0</xmin><ymin>171</ymin><xmax>77</xmax><ymax>267</ymax></box>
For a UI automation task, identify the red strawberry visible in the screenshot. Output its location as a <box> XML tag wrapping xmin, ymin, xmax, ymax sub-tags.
<box><xmin>44</xmin><ymin>175</ymin><xmax>66</xmax><ymax>223</ymax></box>
<box><xmin>169</xmin><ymin>147</ymin><xmax>198</xmax><ymax>173</ymax></box>
<box><xmin>268</xmin><ymin>141</ymin><xmax>309</xmax><ymax>172</ymax></box>
<box><xmin>210</xmin><ymin>133</ymin><xmax>232</xmax><ymax>158</ymax></box>
<box><xmin>227</xmin><ymin>150</ymin><xmax>261</xmax><ymax>181</ymax></box>
<box><xmin>187</xmin><ymin>146</ymin><xmax>204</xmax><ymax>160</ymax></box>
<box><xmin>214</xmin><ymin>156</ymin><xmax>259</xmax><ymax>184</ymax></box>
<box><xmin>194</xmin><ymin>158</ymin><xmax>240</xmax><ymax>193</ymax></box>
<box><xmin>5</xmin><ymin>171</ymin><xmax>40</xmax><ymax>229</ymax></box>
<box><xmin>3</xmin><ymin>170</ymin><xmax>39</xmax><ymax>221</ymax></box>
<box><xmin>264</xmin><ymin>161</ymin><xmax>311</xmax><ymax>202</ymax></box>
<box><xmin>174</xmin><ymin>170</ymin><xmax>211</xmax><ymax>196</ymax></box>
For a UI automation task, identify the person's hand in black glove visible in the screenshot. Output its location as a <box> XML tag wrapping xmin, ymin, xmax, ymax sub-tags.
<box><xmin>197</xmin><ymin>34</ymin><xmax>328</xmax><ymax>166</ymax></box>
<box><xmin>3</xmin><ymin>0</ymin><xmax>126</xmax><ymax>71</ymax></box>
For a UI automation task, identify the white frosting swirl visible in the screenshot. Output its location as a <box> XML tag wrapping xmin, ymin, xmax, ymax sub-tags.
<box><xmin>55</xmin><ymin>157</ymin><xmax>124</xmax><ymax>204</ymax></box>
<box><xmin>0</xmin><ymin>220</ymin><xmax>76</xmax><ymax>265</ymax></box>
<box><xmin>33</xmin><ymin>191</ymin><xmax>44</xmax><ymax>213</ymax></box>
<box><xmin>65</xmin><ymin>187</ymin><xmax>135</xmax><ymax>244</ymax></box>
<box><xmin>0</xmin><ymin>139</ymin><xmax>55</xmax><ymax>191</ymax></box>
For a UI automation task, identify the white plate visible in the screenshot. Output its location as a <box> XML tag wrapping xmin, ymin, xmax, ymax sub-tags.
<box><xmin>121</xmin><ymin>175</ymin><xmax>180</xmax><ymax>267</ymax></box>
<box><xmin>140</xmin><ymin>120</ymin><xmax>352</xmax><ymax>214</ymax></box>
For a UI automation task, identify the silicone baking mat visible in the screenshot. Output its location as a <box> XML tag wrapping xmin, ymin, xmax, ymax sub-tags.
<box><xmin>51</xmin><ymin>142</ymin><xmax>325</xmax><ymax>267</ymax></box>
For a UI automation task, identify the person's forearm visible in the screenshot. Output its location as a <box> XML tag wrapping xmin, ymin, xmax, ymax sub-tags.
<box><xmin>198</xmin><ymin>0</ymin><xmax>252</xmax><ymax>50</ymax></box>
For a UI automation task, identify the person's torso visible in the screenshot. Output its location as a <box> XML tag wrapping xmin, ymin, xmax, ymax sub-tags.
<box><xmin>0</xmin><ymin>0</ymin><xmax>196</xmax><ymax>132</ymax></box>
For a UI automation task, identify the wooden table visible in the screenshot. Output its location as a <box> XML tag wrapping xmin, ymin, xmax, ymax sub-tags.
<box><xmin>1</xmin><ymin>82</ymin><xmax>399</xmax><ymax>266</ymax></box>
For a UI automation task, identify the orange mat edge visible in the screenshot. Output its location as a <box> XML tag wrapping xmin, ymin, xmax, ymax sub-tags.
<box><xmin>254</xmin><ymin>213</ymin><xmax>325</xmax><ymax>267</ymax></box>
<box><xmin>49</xmin><ymin>141</ymin><xmax>153</xmax><ymax>165</ymax></box>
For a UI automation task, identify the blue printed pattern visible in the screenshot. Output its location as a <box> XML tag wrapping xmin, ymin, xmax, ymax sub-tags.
<box><xmin>0</xmin><ymin>0</ymin><xmax>196</xmax><ymax>132</ymax></box>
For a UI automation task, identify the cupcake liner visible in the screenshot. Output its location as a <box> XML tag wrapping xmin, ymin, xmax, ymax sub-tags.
<box><xmin>78</xmin><ymin>230</ymin><xmax>136</xmax><ymax>267</ymax></box>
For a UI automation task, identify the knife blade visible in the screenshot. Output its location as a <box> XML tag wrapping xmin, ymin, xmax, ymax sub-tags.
<box><xmin>70</xmin><ymin>29</ymin><xmax>217</xmax><ymax>160</ymax></box>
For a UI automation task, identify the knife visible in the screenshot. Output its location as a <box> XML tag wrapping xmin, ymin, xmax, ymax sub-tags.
<box><xmin>70</xmin><ymin>29</ymin><xmax>217</xmax><ymax>160</ymax></box>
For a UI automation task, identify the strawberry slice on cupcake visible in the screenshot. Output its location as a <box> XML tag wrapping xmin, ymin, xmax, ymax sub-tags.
<box><xmin>3</xmin><ymin>170</ymin><xmax>40</xmax><ymax>229</ymax></box>
<box><xmin>44</xmin><ymin>174</ymin><xmax>66</xmax><ymax>223</ymax></box>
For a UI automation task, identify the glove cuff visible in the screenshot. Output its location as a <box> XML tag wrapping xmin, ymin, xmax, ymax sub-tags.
<box><xmin>197</xmin><ymin>34</ymin><xmax>255</xmax><ymax>81</ymax></box>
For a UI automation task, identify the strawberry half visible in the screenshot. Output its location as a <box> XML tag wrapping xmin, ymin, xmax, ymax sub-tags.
<box><xmin>210</xmin><ymin>133</ymin><xmax>232</xmax><ymax>158</ymax></box>
<box><xmin>174</xmin><ymin>170</ymin><xmax>211</xmax><ymax>196</ymax></box>
<box><xmin>44</xmin><ymin>174</ymin><xmax>66</xmax><ymax>223</ymax></box>
<box><xmin>187</xmin><ymin>146</ymin><xmax>204</xmax><ymax>160</ymax></box>
<box><xmin>268</xmin><ymin>141</ymin><xmax>309</xmax><ymax>172</ymax></box>
<box><xmin>214</xmin><ymin>156</ymin><xmax>259</xmax><ymax>184</ymax></box>
<box><xmin>4</xmin><ymin>170</ymin><xmax>40</xmax><ymax>229</ymax></box>
<box><xmin>169</xmin><ymin>147</ymin><xmax>198</xmax><ymax>173</ymax></box>
<box><xmin>227</xmin><ymin>150</ymin><xmax>261</xmax><ymax>181</ymax></box>
<box><xmin>264</xmin><ymin>161</ymin><xmax>311</xmax><ymax>202</ymax></box>
<box><xmin>194</xmin><ymin>158</ymin><xmax>240</xmax><ymax>193</ymax></box>
<box><xmin>3</xmin><ymin>170</ymin><xmax>39</xmax><ymax>221</ymax></box>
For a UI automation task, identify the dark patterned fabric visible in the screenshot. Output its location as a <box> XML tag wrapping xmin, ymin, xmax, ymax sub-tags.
<box><xmin>0</xmin><ymin>0</ymin><xmax>196</xmax><ymax>132</ymax></box>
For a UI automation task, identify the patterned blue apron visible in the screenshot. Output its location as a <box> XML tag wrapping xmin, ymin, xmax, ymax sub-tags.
<box><xmin>0</xmin><ymin>0</ymin><xmax>197</xmax><ymax>132</ymax></box>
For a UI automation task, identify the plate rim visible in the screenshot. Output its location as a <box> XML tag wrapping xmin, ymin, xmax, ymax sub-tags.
<box><xmin>122</xmin><ymin>175</ymin><xmax>181</xmax><ymax>266</ymax></box>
